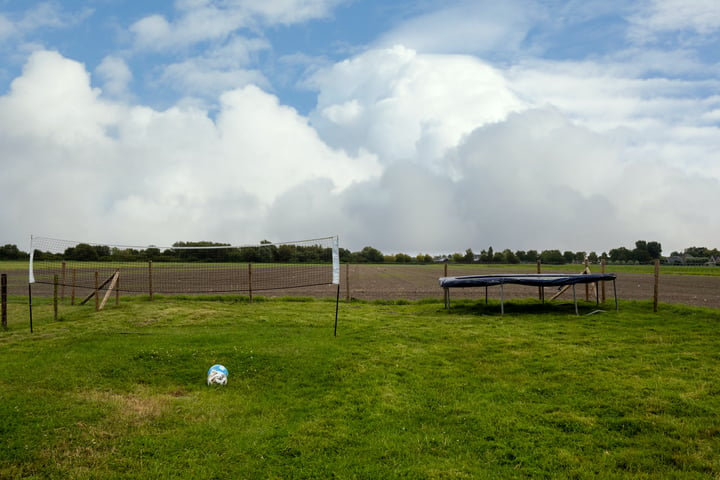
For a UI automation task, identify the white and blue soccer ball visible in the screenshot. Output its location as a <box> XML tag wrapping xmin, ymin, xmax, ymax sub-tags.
<box><xmin>207</xmin><ymin>364</ymin><xmax>228</xmax><ymax>386</ymax></box>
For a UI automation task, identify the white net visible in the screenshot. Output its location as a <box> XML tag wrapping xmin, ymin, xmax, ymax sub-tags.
<box><xmin>29</xmin><ymin>235</ymin><xmax>340</xmax><ymax>297</ymax></box>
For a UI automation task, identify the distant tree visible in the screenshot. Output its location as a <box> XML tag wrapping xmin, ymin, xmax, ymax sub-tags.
<box><xmin>395</xmin><ymin>253</ymin><xmax>412</xmax><ymax>263</ymax></box>
<box><xmin>540</xmin><ymin>250</ymin><xmax>564</xmax><ymax>264</ymax></box>
<box><xmin>588</xmin><ymin>252</ymin><xmax>598</xmax><ymax>263</ymax></box>
<box><xmin>563</xmin><ymin>251</ymin><xmax>575</xmax><ymax>263</ymax></box>
<box><xmin>502</xmin><ymin>249</ymin><xmax>519</xmax><ymax>264</ymax></box>
<box><xmin>463</xmin><ymin>248</ymin><xmax>475</xmax><ymax>264</ymax></box>
<box><xmin>416</xmin><ymin>253</ymin><xmax>433</xmax><ymax>264</ymax></box>
<box><xmin>525</xmin><ymin>250</ymin><xmax>539</xmax><ymax>263</ymax></box>
<box><xmin>356</xmin><ymin>246</ymin><xmax>384</xmax><ymax>263</ymax></box>
<box><xmin>574</xmin><ymin>251</ymin><xmax>586</xmax><ymax>263</ymax></box>
<box><xmin>632</xmin><ymin>240</ymin><xmax>652</xmax><ymax>263</ymax></box>
<box><xmin>609</xmin><ymin>247</ymin><xmax>632</xmax><ymax>263</ymax></box>
<box><xmin>684</xmin><ymin>246</ymin><xmax>708</xmax><ymax>258</ymax></box>
<box><xmin>0</xmin><ymin>244</ymin><xmax>28</xmax><ymax>260</ymax></box>
<box><xmin>339</xmin><ymin>248</ymin><xmax>352</xmax><ymax>263</ymax></box>
<box><xmin>65</xmin><ymin>243</ymin><xmax>99</xmax><ymax>261</ymax></box>
<box><xmin>487</xmin><ymin>246</ymin><xmax>494</xmax><ymax>262</ymax></box>
<box><xmin>145</xmin><ymin>247</ymin><xmax>161</xmax><ymax>260</ymax></box>
<box><xmin>647</xmin><ymin>241</ymin><xmax>662</xmax><ymax>260</ymax></box>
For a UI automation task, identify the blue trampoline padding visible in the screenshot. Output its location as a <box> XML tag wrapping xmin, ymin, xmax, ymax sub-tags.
<box><xmin>439</xmin><ymin>273</ymin><xmax>616</xmax><ymax>288</ymax></box>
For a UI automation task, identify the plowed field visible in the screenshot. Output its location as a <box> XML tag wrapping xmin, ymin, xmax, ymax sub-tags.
<box><xmin>4</xmin><ymin>263</ymin><xmax>720</xmax><ymax>308</ymax></box>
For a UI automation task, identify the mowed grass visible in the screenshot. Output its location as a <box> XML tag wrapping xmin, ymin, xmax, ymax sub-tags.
<box><xmin>1</xmin><ymin>297</ymin><xmax>719</xmax><ymax>479</ymax></box>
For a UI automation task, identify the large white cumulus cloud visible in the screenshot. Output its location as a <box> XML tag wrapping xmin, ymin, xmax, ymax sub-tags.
<box><xmin>308</xmin><ymin>45</ymin><xmax>525</xmax><ymax>170</ymax></box>
<box><xmin>0</xmin><ymin>50</ymin><xmax>380</xmax><ymax>247</ymax></box>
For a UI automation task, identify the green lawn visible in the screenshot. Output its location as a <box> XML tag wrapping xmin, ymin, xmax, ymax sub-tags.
<box><xmin>1</xmin><ymin>296</ymin><xmax>718</xmax><ymax>479</ymax></box>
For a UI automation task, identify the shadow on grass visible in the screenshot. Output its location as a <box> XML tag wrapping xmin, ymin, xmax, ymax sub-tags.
<box><xmin>444</xmin><ymin>298</ymin><xmax>616</xmax><ymax>316</ymax></box>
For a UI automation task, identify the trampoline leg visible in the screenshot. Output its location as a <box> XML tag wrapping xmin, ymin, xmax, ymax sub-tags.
<box><xmin>595</xmin><ymin>282</ymin><xmax>599</xmax><ymax>305</ymax></box>
<box><xmin>573</xmin><ymin>284</ymin><xmax>578</xmax><ymax>315</ymax></box>
<box><xmin>500</xmin><ymin>284</ymin><xmax>504</xmax><ymax>316</ymax></box>
<box><xmin>613</xmin><ymin>280</ymin><xmax>618</xmax><ymax>311</ymax></box>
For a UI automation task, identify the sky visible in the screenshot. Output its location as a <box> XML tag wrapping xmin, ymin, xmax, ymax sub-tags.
<box><xmin>1</xmin><ymin>0</ymin><xmax>719</xmax><ymax>256</ymax></box>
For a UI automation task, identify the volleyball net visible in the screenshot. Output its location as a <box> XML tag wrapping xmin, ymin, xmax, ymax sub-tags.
<box><xmin>29</xmin><ymin>235</ymin><xmax>340</xmax><ymax>298</ymax></box>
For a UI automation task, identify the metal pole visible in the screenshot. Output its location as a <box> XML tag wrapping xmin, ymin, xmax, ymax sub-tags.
<box><xmin>334</xmin><ymin>283</ymin><xmax>340</xmax><ymax>337</ymax></box>
<box><xmin>28</xmin><ymin>283</ymin><xmax>33</xmax><ymax>333</ymax></box>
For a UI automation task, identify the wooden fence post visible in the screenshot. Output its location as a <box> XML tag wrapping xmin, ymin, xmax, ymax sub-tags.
<box><xmin>94</xmin><ymin>272</ymin><xmax>99</xmax><ymax>312</ymax></box>
<box><xmin>148</xmin><ymin>260</ymin><xmax>154</xmax><ymax>301</ymax></box>
<box><xmin>1</xmin><ymin>274</ymin><xmax>7</xmax><ymax>330</ymax></box>
<box><xmin>653</xmin><ymin>259</ymin><xmax>660</xmax><ymax>312</ymax></box>
<box><xmin>71</xmin><ymin>268</ymin><xmax>77</xmax><ymax>305</ymax></box>
<box><xmin>248</xmin><ymin>263</ymin><xmax>253</xmax><ymax>304</ymax></box>
<box><xmin>61</xmin><ymin>261</ymin><xmax>66</xmax><ymax>302</ymax></box>
<box><xmin>53</xmin><ymin>274</ymin><xmax>59</xmax><ymax>321</ymax></box>
<box><xmin>345</xmin><ymin>263</ymin><xmax>350</xmax><ymax>302</ymax></box>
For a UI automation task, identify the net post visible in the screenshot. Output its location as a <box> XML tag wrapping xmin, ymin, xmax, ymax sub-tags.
<box><xmin>28</xmin><ymin>283</ymin><xmax>33</xmax><ymax>333</ymax></box>
<box><xmin>601</xmin><ymin>258</ymin><xmax>606</xmax><ymax>303</ymax></box>
<box><xmin>334</xmin><ymin>283</ymin><xmax>340</xmax><ymax>337</ymax></box>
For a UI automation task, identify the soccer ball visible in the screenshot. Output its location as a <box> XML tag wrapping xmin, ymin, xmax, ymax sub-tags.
<box><xmin>207</xmin><ymin>364</ymin><xmax>228</xmax><ymax>385</ymax></box>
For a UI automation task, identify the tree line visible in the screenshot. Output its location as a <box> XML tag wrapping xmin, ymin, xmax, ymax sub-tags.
<box><xmin>2</xmin><ymin>240</ymin><xmax>718</xmax><ymax>265</ymax></box>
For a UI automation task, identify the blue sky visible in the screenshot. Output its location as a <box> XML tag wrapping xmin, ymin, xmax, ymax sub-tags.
<box><xmin>1</xmin><ymin>0</ymin><xmax>719</xmax><ymax>255</ymax></box>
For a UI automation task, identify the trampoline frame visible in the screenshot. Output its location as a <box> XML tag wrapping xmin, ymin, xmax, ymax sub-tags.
<box><xmin>439</xmin><ymin>273</ymin><xmax>618</xmax><ymax>315</ymax></box>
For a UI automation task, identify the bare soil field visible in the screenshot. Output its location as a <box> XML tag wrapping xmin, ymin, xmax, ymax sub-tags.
<box><xmin>4</xmin><ymin>263</ymin><xmax>720</xmax><ymax>309</ymax></box>
<box><xmin>338</xmin><ymin>264</ymin><xmax>720</xmax><ymax>308</ymax></box>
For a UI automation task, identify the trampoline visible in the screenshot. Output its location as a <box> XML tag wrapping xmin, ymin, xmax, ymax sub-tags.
<box><xmin>439</xmin><ymin>273</ymin><xmax>618</xmax><ymax>315</ymax></box>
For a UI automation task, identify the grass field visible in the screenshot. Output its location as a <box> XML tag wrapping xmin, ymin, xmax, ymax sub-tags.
<box><xmin>1</xmin><ymin>296</ymin><xmax>719</xmax><ymax>478</ymax></box>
